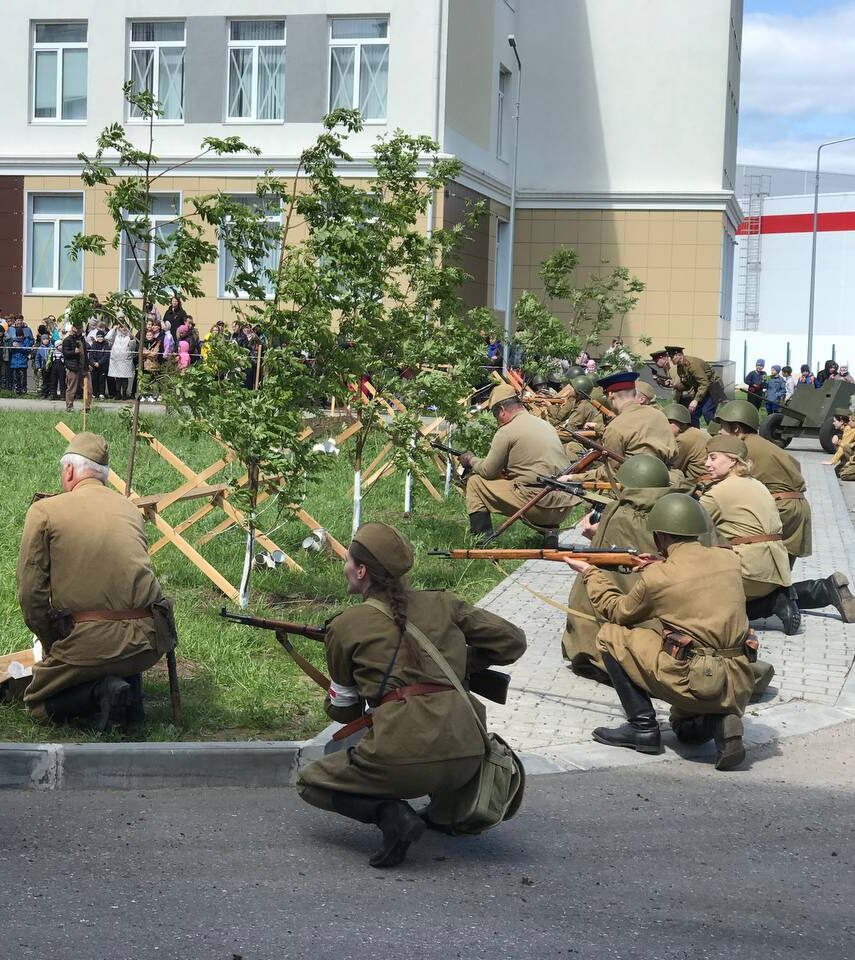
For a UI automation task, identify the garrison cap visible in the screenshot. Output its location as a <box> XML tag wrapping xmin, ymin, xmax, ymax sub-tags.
<box><xmin>635</xmin><ymin>380</ymin><xmax>657</xmax><ymax>402</ymax></box>
<box><xmin>63</xmin><ymin>432</ymin><xmax>109</xmax><ymax>466</ymax></box>
<box><xmin>706</xmin><ymin>434</ymin><xmax>748</xmax><ymax>464</ymax></box>
<box><xmin>596</xmin><ymin>370</ymin><xmax>639</xmax><ymax>394</ymax></box>
<box><xmin>664</xmin><ymin>345</ymin><xmax>685</xmax><ymax>356</ymax></box>
<box><xmin>351</xmin><ymin>522</ymin><xmax>414</xmax><ymax>578</ymax></box>
<box><xmin>650</xmin><ymin>349</ymin><xmax>669</xmax><ymax>361</ymax></box>
<box><xmin>488</xmin><ymin>383</ymin><xmax>520</xmax><ymax>409</ymax></box>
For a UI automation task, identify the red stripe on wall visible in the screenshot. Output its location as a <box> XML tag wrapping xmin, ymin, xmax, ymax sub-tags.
<box><xmin>737</xmin><ymin>211</ymin><xmax>855</xmax><ymax>235</ymax></box>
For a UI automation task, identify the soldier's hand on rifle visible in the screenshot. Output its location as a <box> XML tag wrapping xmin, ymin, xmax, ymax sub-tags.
<box><xmin>459</xmin><ymin>451</ymin><xmax>474</xmax><ymax>469</ymax></box>
<box><xmin>583</xmin><ymin>421</ymin><xmax>598</xmax><ymax>431</ymax></box>
<box><xmin>688</xmin><ymin>400</ymin><xmax>698</xmax><ymax>413</ymax></box>
<box><xmin>580</xmin><ymin>511</ymin><xmax>599</xmax><ymax>541</ymax></box>
<box><xmin>563</xmin><ymin>557</ymin><xmax>592</xmax><ymax>574</ymax></box>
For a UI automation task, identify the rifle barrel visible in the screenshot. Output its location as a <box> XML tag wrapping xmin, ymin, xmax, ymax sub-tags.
<box><xmin>219</xmin><ymin>608</ymin><xmax>326</xmax><ymax>641</ymax></box>
<box><xmin>429</xmin><ymin>548</ymin><xmax>643</xmax><ymax>567</ymax></box>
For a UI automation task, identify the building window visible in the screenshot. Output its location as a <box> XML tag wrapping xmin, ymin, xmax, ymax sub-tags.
<box><xmin>219</xmin><ymin>196</ymin><xmax>281</xmax><ymax>298</ymax></box>
<box><xmin>129</xmin><ymin>21</ymin><xmax>185</xmax><ymax>120</ymax></box>
<box><xmin>27</xmin><ymin>193</ymin><xmax>84</xmax><ymax>292</ymax></box>
<box><xmin>494</xmin><ymin>219</ymin><xmax>510</xmax><ymax>310</ymax></box>
<box><xmin>227</xmin><ymin>20</ymin><xmax>286</xmax><ymax>121</ymax></box>
<box><xmin>329</xmin><ymin>17</ymin><xmax>389</xmax><ymax>121</ymax></box>
<box><xmin>32</xmin><ymin>22</ymin><xmax>88</xmax><ymax>121</ymax></box>
<box><xmin>497</xmin><ymin>67</ymin><xmax>511</xmax><ymax>159</ymax></box>
<box><xmin>119</xmin><ymin>194</ymin><xmax>181</xmax><ymax>294</ymax></box>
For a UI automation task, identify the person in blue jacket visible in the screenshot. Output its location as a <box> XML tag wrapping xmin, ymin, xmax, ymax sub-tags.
<box><xmin>743</xmin><ymin>358</ymin><xmax>766</xmax><ymax>410</ymax></box>
<box><xmin>6</xmin><ymin>317</ymin><xmax>34</xmax><ymax>394</ymax></box>
<box><xmin>764</xmin><ymin>364</ymin><xmax>787</xmax><ymax>414</ymax></box>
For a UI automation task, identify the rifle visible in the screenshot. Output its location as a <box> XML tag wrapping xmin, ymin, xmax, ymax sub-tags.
<box><xmin>219</xmin><ymin>609</ymin><xmax>511</xmax><ymax>705</ymax></box>
<box><xmin>646</xmin><ymin>363</ymin><xmax>672</xmax><ymax>389</ymax></box>
<box><xmin>536</xmin><ymin>476</ymin><xmax>611</xmax><ymax>523</ymax></box>
<box><xmin>429</xmin><ymin>440</ymin><xmax>472</xmax><ymax>483</ymax></box>
<box><xmin>429</xmin><ymin>546</ymin><xmax>649</xmax><ymax>570</ymax></box>
<box><xmin>565</xmin><ymin>432</ymin><xmax>626</xmax><ymax>466</ymax></box>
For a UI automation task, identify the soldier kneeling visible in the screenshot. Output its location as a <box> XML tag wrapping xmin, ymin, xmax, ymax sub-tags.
<box><xmin>564</xmin><ymin>493</ymin><xmax>756</xmax><ymax>771</ymax></box>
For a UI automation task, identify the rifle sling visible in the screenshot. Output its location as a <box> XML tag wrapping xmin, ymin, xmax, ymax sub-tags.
<box><xmin>275</xmin><ymin>631</ymin><xmax>329</xmax><ymax>690</ymax></box>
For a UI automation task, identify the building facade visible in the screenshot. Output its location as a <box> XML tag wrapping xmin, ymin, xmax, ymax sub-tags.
<box><xmin>0</xmin><ymin>0</ymin><xmax>742</xmax><ymax>361</ymax></box>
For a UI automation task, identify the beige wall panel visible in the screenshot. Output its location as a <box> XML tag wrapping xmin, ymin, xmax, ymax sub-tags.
<box><xmin>445</xmin><ymin>0</ymin><xmax>495</xmax><ymax>150</ymax></box>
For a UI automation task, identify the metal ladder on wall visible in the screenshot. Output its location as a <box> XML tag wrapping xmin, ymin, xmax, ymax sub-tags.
<box><xmin>734</xmin><ymin>174</ymin><xmax>771</xmax><ymax>331</ymax></box>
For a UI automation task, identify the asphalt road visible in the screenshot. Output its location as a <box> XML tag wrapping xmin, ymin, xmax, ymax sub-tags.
<box><xmin>3</xmin><ymin>721</ymin><xmax>853</xmax><ymax>960</ymax></box>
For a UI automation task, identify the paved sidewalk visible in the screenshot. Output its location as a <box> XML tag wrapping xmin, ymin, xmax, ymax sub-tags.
<box><xmin>481</xmin><ymin>439</ymin><xmax>855</xmax><ymax>771</ymax></box>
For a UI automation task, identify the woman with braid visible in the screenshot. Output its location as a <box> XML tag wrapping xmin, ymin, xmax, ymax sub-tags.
<box><xmin>297</xmin><ymin>523</ymin><xmax>526</xmax><ymax>869</ymax></box>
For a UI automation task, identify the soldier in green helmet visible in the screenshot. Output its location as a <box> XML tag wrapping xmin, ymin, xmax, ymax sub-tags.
<box><xmin>561</xmin><ymin>453</ymin><xmax>675</xmax><ymax>682</ymax></box>
<box><xmin>564</xmin><ymin>493</ymin><xmax>756</xmax><ymax>771</ymax></box>
<box><xmin>715</xmin><ymin>400</ymin><xmax>855</xmax><ymax>624</ymax></box>
<box><xmin>554</xmin><ymin>374</ymin><xmax>606</xmax><ymax>457</ymax></box>
<box><xmin>664</xmin><ymin>402</ymin><xmax>710</xmax><ymax>481</ymax></box>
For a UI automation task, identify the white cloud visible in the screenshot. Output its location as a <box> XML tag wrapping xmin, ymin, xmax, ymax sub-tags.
<box><xmin>741</xmin><ymin>4</ymin><xmax>855</xmax><ymax>116</ymax></box>
<box><xmin>738</xmin><ymin>138</ymin><xmax>855</xmax><ymax>173</ymax></box>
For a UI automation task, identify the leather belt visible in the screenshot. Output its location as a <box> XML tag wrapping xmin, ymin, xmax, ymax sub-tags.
<box><xmin>71</xmin><ymin>608</ymin><xmax>153</xmax><ymax>623</ymax></box>
<box><xmin>771</xmin><ymin>491</ymin><xmax>805</xmax><ymax>501</ymax></box>
<box><xmin>727</xmin><ymin>534</ymin><xmax>783</xmax><ymax>546</ymax></box>
<box><xmin>331</xmin><ymin>682</ymin><xmax>454</xmax><ymax>742</ymax></box>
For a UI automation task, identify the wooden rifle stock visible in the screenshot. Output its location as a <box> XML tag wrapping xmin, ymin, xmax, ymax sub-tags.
<box><xmin>567</xmin><ymin>432</ymin><xmax>626</xmax><ymax>465</ymax></box>
<box><xmin>429</xmin><ymin>547</ymin><xmax>648</xmax><ymax>569</ymax></box>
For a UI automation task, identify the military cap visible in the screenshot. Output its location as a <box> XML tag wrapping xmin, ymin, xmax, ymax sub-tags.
<box><xmin>714</xmin><ymin>399</ymin><xmax>760</xmax><ymax>431</ymax></box>
<box><xmin>351</xmin><ymin>522</ymin><xmax>414</xmax><ymax>578</ymax></box>
<box><xmin>647</xmin><ymin>493</ymin><xmax>709</xmax><ymax>536</ymax></box>
<box><xmin>650</xmin><ymin>349</ymin><xmax>669</xmax><ymax>362</ymax></box>
<box><xmin>635</xmin><ymin>381</ymin><xmax>657</xmax><ymax>403</ymax></box>
<box><xmin>615</xmin><ymin>453</ymin><xmax>671</xmax><ymax>489</ymax></box>
<box><xmin>664</xmin><ymin>345</ymin><xmax>685</xmax><ymax>356</ymax></box>
<box><xmin>706</xmin><ymin>434</ymin><xmax>748</xmax><ymax>463</ymax></box>
<box><xmin>596</xmin><ymin>370</ymin><xmax>639</xmax><ymax>394</ymax></box>
<box><xmin>488</xmin><ymin>383</ymin><xmax>520</xmax><ymax>409</ymax></box>
<box><xmin>663</xmin><ymin>402</ymin><xmax>691</xmax><ymax>425</ymax></box>
<box><xmin>63</xmin><ymin>432</ymin><xmax>109</xmax><ymax>465</ymax></box>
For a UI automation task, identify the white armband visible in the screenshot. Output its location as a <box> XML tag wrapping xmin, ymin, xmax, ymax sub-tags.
<box><xmin>328</xmin><ymin>680</ymin><xmax>360</xmax><ymax>707</ymax></box>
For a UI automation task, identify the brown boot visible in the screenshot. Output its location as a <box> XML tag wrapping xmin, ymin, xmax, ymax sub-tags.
<box><xmin>827</xmin><ymin>573</ymin><xmax>855</xmax><ymax>623</ymax></box>
<box><xmin>713</xmin><ymin>715</ymin><xmax>745</xmax><ymax>771</ymax></box>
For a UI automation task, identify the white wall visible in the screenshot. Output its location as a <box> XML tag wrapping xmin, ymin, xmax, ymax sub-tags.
<box><xmin>0</xmin><ymin>0</ymin><xmax>441</xmax><ymax>169</ymax></box>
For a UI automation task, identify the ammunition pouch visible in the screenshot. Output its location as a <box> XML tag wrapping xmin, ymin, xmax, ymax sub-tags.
<box><xmin>662</xmin><ymin>628</ymin><xmax>693</xmax><ymax>662</ymax></box>
<box><xmin>47</xmin><ymin>607</ymin><xmax>74</xmax><ymax>648</ymax></box>
<box><xmin>151</xmin><ymin>596</ymin><xmax>179</xmax><ymax>655</ymax></box>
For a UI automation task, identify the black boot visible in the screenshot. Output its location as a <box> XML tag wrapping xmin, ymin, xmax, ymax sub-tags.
<box><xmin>593</xmin><ymin>653</ymin><xmax>662</xmax><ymax>754</ymax></box>
<box><xmin>713</xmin><ymin>714</ymin><xmax>746</xmax><ymax>771</ymax></box>
<box><xmin>123</xmin><ymin>673</ymin><xmax>145</xmax><ymax>727</ymax></box>
<box><xmin>542</xmin><ymin>527</ymin><xmax>559</xmax><ymax>549</ymax></box>
<box><xmin>331</xmin><ymin>793</ymin><xmax>425</xmax><ymax>869</ymax></box>
<box><xmin>44</xmin><ymin>680</ymin><xmax>100</xmax><ymax>724</ymax></box>
<box><xmin>747</xmin><ymin>587</ymin><xmax>800</xmax><ymax>635</ymax></box>
<box><xmin>468</xmin><ymin>511</ymin><xmax>494</xmax><ymax>542</ymax></box>
<box><xmin>794</xmin><ymin>573</ymin><xmax>855</xmax><ymax>622</ymax></box>
<box><xmin>670</xmin><ymin>714</ymin><xmax>717</xmax><ymax>745</ymax></box>
<box><xmin>91</xmin><ymin>676</ymin><xmax>133</xmax><ymax>732</ymax></box>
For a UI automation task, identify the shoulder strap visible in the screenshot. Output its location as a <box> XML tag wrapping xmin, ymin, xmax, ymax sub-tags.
<box><xmin>364</xmin><ymin>597</ymin><xmax>490</xmax><ymax>744</ymax></box>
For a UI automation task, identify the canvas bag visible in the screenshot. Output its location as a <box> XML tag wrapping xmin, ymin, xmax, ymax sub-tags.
<box><xmin>365</xmin><ymin>599</ymin><xmax>525</xmax><ymax>835</ymax></box>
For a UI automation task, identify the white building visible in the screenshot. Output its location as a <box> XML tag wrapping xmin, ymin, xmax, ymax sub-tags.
<box><xmin>731</xmin><ymin>164</ymin><xmax>855</xmax><ymax>379</ymax></box>
<box><xmin>0</xmin><ymin>0</ymin><xmax>743</xmax><ymax>363</ymax></box>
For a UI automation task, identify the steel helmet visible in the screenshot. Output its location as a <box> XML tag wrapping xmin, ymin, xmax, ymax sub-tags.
<box><xmin>569</xmin><ymin>375</ymin><xmax>595</xmax><ymax>397</ymax></box>
<box><xmin>663</xmin><ymin>403</ymin><xmax>691</xmax><ymax>425</ymax></box>
<box><xmin>566</xmin><ymin>365</ymin><xmax>586</xmax><ymax>379</ymax></box>
<box><xmin>615</xmin><ymin>453</ymin><xmax>671</xmax><ymax>489</ymax></box>
<box><xmin>529</xmin><ymin>373</ymin><xmax>548</xmax><ymax>390</ymax></box>
<box><xmin>714</xmin><ymin>399</ymin><xmax>760</xmax><ymax>432</ymax></box>
<box><xmin>647</xmin><ymin>493</ymin><xmax>709</xmax><ymax>536</ymax></box>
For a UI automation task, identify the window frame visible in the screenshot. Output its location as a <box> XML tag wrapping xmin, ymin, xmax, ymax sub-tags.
<box><xmin>217</xmin><ymin>194</ymin><xmax>283</xmax><ymax>300</ymax></box>
<box><xmin>497</xmin><ymin>66</ymin><xmax>511</xmax><ymax>160</ymax></box>
<box><xmin>118</xmin><ymin>192</ymin><xmax>183</xmax><ymax>296</ymax></box>
<box><xmin>31</xmin><ymin>21</ymin><xmax>88</xmax><ymax>123</ymax></box>
<box><xmin>24</xmin><ymin>190</ymin><xmax>85</xmax><ymax>294</ymax></box>
<box><xmin>226</xmin><ymin>19</ymin><xmax>287</xmax><ymax>123</ymax></box>
<box><xmin>127</xmin><ymin>20</ymin><xmax>186</xmax><ymax>123</ymax></box>
<box><xmin>328</xmin><ymin>17</ymin><xmax>389</xmax><ymax>123</ymax></box>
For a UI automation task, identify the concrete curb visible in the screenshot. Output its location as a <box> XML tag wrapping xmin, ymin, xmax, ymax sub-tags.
<box><xmin>2</xmin><ymin>703</ymin><xmax>854</xmax><ymax>790</ymax></box>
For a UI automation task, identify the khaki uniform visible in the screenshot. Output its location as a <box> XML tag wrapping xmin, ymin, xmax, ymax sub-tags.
<box><xmin>562</xmin><ymin>486</ymin><xmax>671</xmax><ymax>676</ymax></box>
<box><xmin>16</xmin><ymin>478</ymin><xmax>167</xmax><ymax>720</ymax></box>
<box><xmin>698</xmin><ymin>475</ymin><xmax>790</xmax><ymax>599</ymax></box>
<box><xmin>836</xmin><ymin>428</ymin><xmax>855</xmax><ymax>480</ymax></box>
<box><xmin>466</xmin><ymin>408</ymin><xmax>573</xmax><ymax>528</ymax></box>
<box><xmin>297</xmin><ymin>590</ymin><xmax>526</xmax><ymax>812</ymax></box>
<box><xmin>742</xmin><ymin>432</ymin><xmax>812</xmax><ymax>558</ymax></box>
<box><xmin>673</xmin><ymin>427</ymin><xmax>710</xmax><ymax>481</ymax></box>
<box><xmin>577</xmin><ymin>401</ymin><xmax>678</xmax><ymax>482</ymax></box>
<box><xmin>560</xmin><ymin>398</ymin><xmax>606</xmax><ymax>460</ymax></box>
<box><xmin>584</xmin><ymin>541</ymin><xmax>755</xmax><ymax>719</ymax></box>
<box><xmin>670</xmin><ymin>356</ymin><xmax>717</xmax><ymax>406</ymax></box>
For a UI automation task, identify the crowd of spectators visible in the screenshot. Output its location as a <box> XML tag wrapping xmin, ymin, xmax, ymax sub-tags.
<box><xmin>743</xmin><ymin>357</ymin><xmax>854</xmax><ymax>414</ymax></box>
<box><xmin>0</xmin><ymin>295</ymin><xmax>265</xmax><ymax>403</ymax></box>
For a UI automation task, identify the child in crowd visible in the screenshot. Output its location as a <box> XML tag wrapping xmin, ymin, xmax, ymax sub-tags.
<box><xmin>33</xmin><ymin>333</ymin><xmax>52</xmax><ymax>394</ymax></box>
<box><xmin>765</xmin><ymin>364</ymin><xmax>787</xmax><ymax>413</ymax></box>
<box><xmin>797</xmin><ymin>364</ymin><xmax>815</xmax><ymax>387</ymax></box>
<box><xmin>781</xmin><ymin>365</ymin><xmax>796</xmax><ymax>399</ymax></box>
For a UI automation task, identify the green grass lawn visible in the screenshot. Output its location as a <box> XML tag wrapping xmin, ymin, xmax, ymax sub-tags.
<box><xmin>0</xmin><ymin>406</ymin><xmax>560</xmax><ymax>743</ymax></box>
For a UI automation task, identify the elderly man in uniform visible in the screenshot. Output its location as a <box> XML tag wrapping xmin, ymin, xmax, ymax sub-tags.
<box><xmin>664</xmin><ymin>403</ymin><xmax>710</xmax><ymax>481</ymax></box>
<box><xmin>715</xmin><ymin>399</ymin><xmax>855</xmax><ymax>623</ymax></box>
<box><xmin>16</xmin><ymin>432</ymin><xmax>175</xmax><ymax>729</ymax></box>
<box><xmin>459</xmin><ymin>384</ymin><xmax>573</xmax><ymax>547</ymax></box>
<box><xmin>565</xmin><ymin>494</ymin><xmax>756</xmax><ymax>770</ymax></box>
